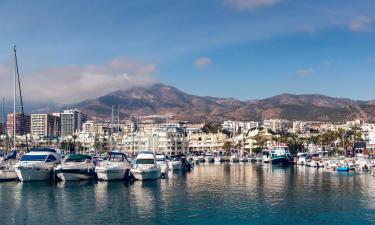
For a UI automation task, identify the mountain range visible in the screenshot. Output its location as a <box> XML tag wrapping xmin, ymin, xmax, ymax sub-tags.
<box><xmin>62</xmin><ymin>83</ymin><xmax>375</xmax><ymax>123</ymax></box>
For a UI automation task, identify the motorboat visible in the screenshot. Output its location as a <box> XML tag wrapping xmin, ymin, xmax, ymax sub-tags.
<box><xmin>197</xmin><ymin>155</ymin><xmax>205</xmax><ymax>163</ymax></box>
<box><xmin>14</xmin><ymin>148</ymin><xmax>62</xmax><ymax>182</ymax></box>
<box><xmin>0</xmin><ymin>150</ymin><xmax>18</xmax><ymax>181</ymax></box>
<box><xmin>130</xmin><ymin>151</ymin><xmax>161</xmax><ymax>180</ymax></box>
<box><xmin>336</xmin><ymin>165</ymin><xmax>350</xmax><ymax>172</ymax></box>
<box><xmin>239</xmin><ymin>156</ymin><xmax>248</xmax><ymax>162</ymax></box>
<box><xmin>297</xmin><ymin>152</ymin><xmax>308</xmax><ymax>165</ymax></box>
<box><xmin>262</xmin><ymin>150</ymin><xmax>271</xmax><ymax>163</ymax></box>
<box><xmin>155</xmin><ymin>154</ymin><xmax>169</xmax><ymax>177</ymax></box>
<box><xmin>247</xmin><ymin>155</ymin><xmax>256</xmax><ymax>162</ymax></box>
<box><xmin>55</xmin><ymin>154</ymin><xmax>96</xmax><ymax>181</ymax></box>
<box><xmin>204</xmin><ymin>152</ymin><xmax>214</xmax><ymax>163</ymax></box>
<box><xmin>230</xmin><ymin>154</ymin><xmax>239</xmax><ymax>163</ymax></box>
<box><xmin>214</xmin><ymin>155</ymin><xmax>223</xmax><ymax>163</ymax></box>
<box><xmin>326</xmin><ymin>160</ymin><xmax>339</xmax><ymax>169</ymax></box>
<box><xmin>269</xmin><ymin>145</ymin><xmax>293</xmax><ymax>166</ymax></box>
<box><xmin>96</xmin><ymin>150</ymin><xmax>131</xmax><ymax>181</ymax></box>
<box><xmin>167</xmin><ymin>156</ymin><xmax>182</xmax><ymax>171</ymax></box>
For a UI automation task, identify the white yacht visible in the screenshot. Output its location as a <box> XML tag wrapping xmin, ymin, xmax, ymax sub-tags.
<box><xmin>96</xmin><ymin>151</ymin><xmax>131</xmax><ymax>181</ymax></box>
<box><xmin>55</xmin><ymin>154</ymin><xmax>96</xmax><ymax>181</ymax></box>
<box><xmin>131</xmin><ymin>151</ymin><xmax>161</xmax><ymax>181</ymax></box>
<box><xmin>239</xmin><ymin>156</ymin><xmax>248</xmax><ymax>162</ymax></box>
<box><xmin>262</xmin><ymin>150</ymin><xmax>271</xmax><ymax>163</ymax></box>
<box><xmin>14</xmin><ymin>148</ymin><xmax>62</xmax><ymax>182</ymax></box>
<box><xmin>155</xmin><ymin>154</ymin><xmax>169</xmax><ymax>177</ymax></box>
<box><xmin>214</xmin><ymin>155</ymin><xmax>222</xmax><ymax>163</ymax></box>
<box><xmin>230</xmin><ymin>154</ymin><xmax>239</xmax><ymax>163</ymax></box>
<box><xmin>168</xmin><ymin>156</ymin><xmax>182</xmax><ymax>171</ymax></box>
<box><xmin>0</xmin><ymin>150</ymin><xmax>18</xmax><ymax>181</ymax></box>
<box><xmin>204</xmin><ymin>152</ymin><xmax>214</xmax><ymax>163</ymax></box>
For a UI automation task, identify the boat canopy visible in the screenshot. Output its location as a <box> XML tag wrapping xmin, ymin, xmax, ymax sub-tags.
<box><xmin>136</xmin><ymin>159</ymin><xmax>155</xmax><ymax>164</ymax></box>
<box><xmin>65</xmin><ymin>154</ymin><xmax>92</xmax><ymax>162</ymax></box>
<box><xmin>30</xmin><ymin>147</ymin><xmax>57</xmax><ymax>153</ymax></box>
<box><xmin>20</xmin><ymin>154</ymin><xmax>47</xmax><ymax>162</ymax></box>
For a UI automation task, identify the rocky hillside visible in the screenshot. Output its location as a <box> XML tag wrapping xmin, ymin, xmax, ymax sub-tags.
<box><xmin>68</xmin><ymin>83</ymin><xmax>375</xmax><ymax>122</ymax></box>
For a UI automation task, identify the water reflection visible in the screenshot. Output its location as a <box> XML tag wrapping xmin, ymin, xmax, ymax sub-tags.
<box><xmin>0</xmin><ymin>164</ymin><xmax>374</xmax><ymax>225</ymax></box>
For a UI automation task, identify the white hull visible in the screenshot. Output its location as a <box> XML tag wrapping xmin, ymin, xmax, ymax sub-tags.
<box><xmin>15</xmin><ymin>166</ymin><xmax>54</xmax><ymax>182</ymax></box>
<box><xmin>96</xmin><ymin>168</ymin><xmax>128</xmax><ymax>181</ymax></box>
<box><xmin>0</xmin><ymin>168</ymin><xmax>18</xmax><ymax>181</ymax></box>
<box><xmin>57</xmin><ymin>172</ymin><xmax>95</xmax><ymax>181</ymax></box>
<box><xmin>168</xmin><ymin>161</ymin><xmax>182</xmax><ymax>171</ymax></box>
<box><xmin>131</xmin><ymin>168</ymin><xmax>161</xmax><ymax>181</ymax></box>
<box><xmin>205</xmin><ymin>156</ymin><xmax>214</xmax><ymax>163</ymax></box>
<box><xmin>214</xmin><ymin>157</ymin><xmax>222</xmax><ymax>163</ymax></box>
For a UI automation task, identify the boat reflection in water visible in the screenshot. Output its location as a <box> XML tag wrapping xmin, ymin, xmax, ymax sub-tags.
<box><xmin>0</xmin><ymin>164</ymin><xmax>374</xmax><ymax>225</ymax></box>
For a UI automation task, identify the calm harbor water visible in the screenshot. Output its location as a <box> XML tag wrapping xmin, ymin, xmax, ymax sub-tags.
<box><xmin>0</xmin><ymin>163</ymin><xmax>375</xmax><ymax>225</ymax></box>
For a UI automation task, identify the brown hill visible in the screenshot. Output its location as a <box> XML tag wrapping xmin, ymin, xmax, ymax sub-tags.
<box><xmin>70</xmin><ymin>83</ymin><xmax>375</xmax><ymax>122</ymax></box>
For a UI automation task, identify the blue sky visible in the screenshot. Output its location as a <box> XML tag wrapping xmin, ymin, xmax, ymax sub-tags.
<box><xmin>0</xmin><ymin>0</ymin><xmax>375</xmax><ymax>103</ymax></box>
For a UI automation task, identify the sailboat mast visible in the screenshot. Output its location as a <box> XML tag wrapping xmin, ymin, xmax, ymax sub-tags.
<box><xmin>13</xmin><ymin>46</ymin><xmax>16</xmax><ymax>150</ymax></box>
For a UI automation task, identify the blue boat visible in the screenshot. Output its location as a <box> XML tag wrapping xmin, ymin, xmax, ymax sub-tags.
<box><xmin>336</xmin><ymin>166</ymin><xmax>349</xmax><ymax>172</ymax></box>
<box><xmin>270</xmin><ymin>145</ymin><xmax>293</xmax><ymax>166</ymax></box>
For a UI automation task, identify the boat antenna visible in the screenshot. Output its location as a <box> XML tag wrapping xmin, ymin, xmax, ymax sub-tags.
<box><xmin>13</xmin><ymin>46</ymin><xmax>29</xmax><ymax>152</ymax></box>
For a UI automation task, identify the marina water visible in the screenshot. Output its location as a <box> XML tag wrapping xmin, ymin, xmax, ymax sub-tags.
<box><xmin>0</xmin><ymin>163</ymin><xmax>374</xmax><ymax>225</ymax></box>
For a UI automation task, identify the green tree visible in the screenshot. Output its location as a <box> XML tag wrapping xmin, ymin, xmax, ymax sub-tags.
<box><xmin>222</xmin><ymin>141</ymin><xmax>232</xmax><ymax>155</ymax></box>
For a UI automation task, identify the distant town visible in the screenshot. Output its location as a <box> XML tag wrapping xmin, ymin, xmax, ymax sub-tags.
<box><xmin>0</xmin><ymin>109</ymin><xmax>373</xmax><ymax>157</ymax></box>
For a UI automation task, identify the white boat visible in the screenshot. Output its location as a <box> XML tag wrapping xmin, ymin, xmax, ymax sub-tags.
<box><xmin>239</xmin><ymin>156</ymin><xmax>248</xmax><ymax>162</ymax></box>
<box><xmin>131</xmin><ymin>151</ymin><xmax>161</xmax><ymax>181</ymax></box>
<box><xmin>155</xmin><ymin>154</ymin><xmax>169</xmax><ymax>177</ymax></box>
<box><xmin>14</xmin><ymin>148</ymin><xmax>62</xmax><ymax>182</ymax></box>
<box><xmin>168</xmin><ymin>159</ymin><xmax>182</xmax><ymax>171</ymax></box>
<box><xmin>0</xmin><ymin>164</ymin><xmax>18</xmax><ymax>181</ymax></box>
<box><xmin>96</xmin><ymin>151</ymin><xmax>131</xmax><ymax>181</ymax></box>
<box><xmin>326</xmin><ymin>160</ymin><xmax>339</xmax><ymax>169</ymax></box>
<box><xmin>55</xmin><ymin>154</ymin><xmax>96</xmax><ymax>181</ymax></box>
<box><xmin>230</xmin><ymin>154</ymin><xmax>239</xmax><ymax>163</ymax></box>
<box><xmin>192</xmin><ymin>155</ymin><xmax>200</xmax><ymax>164</ymax></box>
<box><xmin>204</xmin><ymin>152</ymin><xmax>214</xmax><ymax>163</ymax></box>
<box><xmin>214</xmin><ymin>156</ymin><xmax>222</xmax><ymax>163</ymax></box>
<box><xmin>247</xmin><ymin>155</ymin><xmax>256</xmax><ymax>162</ymax></box>
<box><xmin>0</xmin><ymin>150</ymin><xmax>18</xmax><ymax>181</ymax></box>
<box><xmin>262</xmin><ymin>154</ymin><xmax>271</xmax><ymax>163</ymax></box>
<box><xmin>197</xmin><ymin>155</ymin><xmax>205</xmax><ymax>163</ymax></box>
<box><xmin>297</xmin><ymin>153</ymin><xmax>307</xmax><ymax>165</ymax></box>
<box><xmin>256</xmin><ymin>156</ymin><xmax>262</xmax><ymax>162</ymax></box>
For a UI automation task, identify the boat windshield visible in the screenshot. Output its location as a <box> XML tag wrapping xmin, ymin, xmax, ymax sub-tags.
<box><xmin>20</xmin><ymin>155</ymin><xmax>47</xmax><ymax>162</ymax></box>
<box><xmin>136</xmin><ymin>159</ymin><xmax>155</xmax><ymax>164</ymax></box>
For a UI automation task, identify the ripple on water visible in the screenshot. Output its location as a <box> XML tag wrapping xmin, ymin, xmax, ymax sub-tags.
<box><xmin>0</xmin><ymin>164</ymin><xmax>374</xmax><ymax>225</ymax></box>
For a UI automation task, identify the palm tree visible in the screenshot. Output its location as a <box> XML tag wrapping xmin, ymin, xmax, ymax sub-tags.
<box><xmin>72</xmin><ymin>134</ymin><xmax>78</xmax><ymax>154</ymax></box>
<box><xmin>223</xmin><ymin>141</ymin><xmax>232</xmax><ymax>156</ymax></box>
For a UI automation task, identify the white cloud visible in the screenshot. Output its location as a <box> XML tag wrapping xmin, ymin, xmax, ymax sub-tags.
<box><xmin>295</xmin><ymin>68</ymin><xmax>313</xmax><ymax>77</ymax></box>
<box><xmin>348</xmin><ymin>16</ymin><xmax>373</xmax><ymax>32</ymax></box>
<box><xmin>194</xmin><ymin>57</ymin><xmax>212</xmax><ymax>68</ymax></box>
<box><xmin>0</xmin><ymin>59</ymin><xmax>157</xmax><ymax>103</ymax></box>
<box><xmin>225</xmin><ymin>0</ymin><xmax>281</xmax><ymax>10</ymax></box>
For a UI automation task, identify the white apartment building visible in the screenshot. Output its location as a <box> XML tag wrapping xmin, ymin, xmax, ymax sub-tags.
<box><xmin>187</xmin><ymin>132</ymin><xmax>229</xmax><ymax>152</ymax></box>
<box><xmin>30</xmin><ymin>114</ymin><xmax>60</xmax><ymax>139</ymax></box>
<box><xmin>262</xmin><ymin>119</ymin><xmax>288</xmax><ymax>133</ymax></box>
<box><xmin>292</xmin><ymin>121</ymin><xmax>311</xmax><ymax>134</ymax></box>
<box><xmin>222</xmin><ymin>120</ymin><xmax>259</xmax><ymax>134</ymax></box>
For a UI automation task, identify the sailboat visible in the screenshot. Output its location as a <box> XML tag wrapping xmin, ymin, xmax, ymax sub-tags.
<box><xmin>0</xmin><ymin>46</ymin><xmax>26</xmax><ymax>181</ymax></box>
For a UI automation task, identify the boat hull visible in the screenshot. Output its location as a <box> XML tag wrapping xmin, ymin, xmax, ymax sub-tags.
<box><xmin>15</xmin><ymin>166</ymin><xmax>54</xmax><ymax>182</ymax></box>
<box><xmin>0</xmin><ymin>168</ymin><xmax>18</xmax><ymax>181</ymax></box>
<box><xmin>168</xmin><ymin>161</ymin><xmax>182</xmax><ymax>171</ymax></box>
<box><xmin>271</xmin><ymin>157</ymin><xmax>293</xmax><ymax>166</ymax></box>
<box><xmin>96</xmin><ymin>168</ymin><xmax>128</xmax><ymax>181</ymax></box>
<box><xmin>56</xmin><ymin>169</ymin><xmax>96</xmax><ymax>181</ymax></box>
<box><xmin>131</xmin><ymin>168</ymin><xmax>161</xmax><ymax>181</ymax></box>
